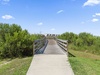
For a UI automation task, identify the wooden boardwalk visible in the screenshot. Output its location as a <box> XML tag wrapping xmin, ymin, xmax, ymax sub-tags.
<box><xmin>26</xmin><ymin>39</ymin><xmax>74</xmax><ymax>75</ymax></box>
<box><xmin>44</xmin><ymin>39</ymin><xmax>66</xmax><ymax>54</ymax></box>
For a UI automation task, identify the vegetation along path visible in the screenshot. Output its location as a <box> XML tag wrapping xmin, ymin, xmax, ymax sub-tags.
<box><xmin>26</xmin><ymin>39</ymin><xmax>74</xmax><ymax>75</ymax></box>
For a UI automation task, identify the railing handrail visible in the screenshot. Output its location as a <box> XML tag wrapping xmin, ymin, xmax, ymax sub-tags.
<box><xmin>56</xmin><ymin>38</ymin><xmax>68</xmax><ymax>52</ymax></box>
<box><xmin>57</xmin><ymin>39</ymin><xmax>68</xmax><ymax>44</ymax></box>
<box><xmin>33</xmin><ymin>37</ymin><xmax>46</xmax><ymax>54</ymax></box>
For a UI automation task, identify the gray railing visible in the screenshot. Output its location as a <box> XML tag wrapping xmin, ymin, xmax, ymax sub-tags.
<box><xmin>33</xmin><ymin>37</ymin><xmax>47</xmax><ymax>54</ymax></box>
<box><xmin>56</xmin><ymin>38</ymin><xmax>75</xmax><ymax>57</ymax></box>
<box><xmin>56</xmin><ymin>39</ymin><xmax>68</xmax><ymax>52</ymax></box>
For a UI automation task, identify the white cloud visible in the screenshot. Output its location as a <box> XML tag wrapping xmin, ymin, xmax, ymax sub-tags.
<box><xmin>92</xmin><ymin>13</ymin><xmax>100</xmax><ymax>17</ymax></box>
<box><xmin>51</xmin><ymin>28</ymin><xmax>55</xmax><ymax>31</ymax></box>
<box><xmin>95</xmin><ymin>13</ymin><xmax>100</xmax><ymax>16</ymax></box>
<box><xmin>91</xmin><ymin>18</ymin><xmax>99</xmax><ymax>22</ymax></box>
<box><xmin>2</xmin><ymin>15</ymin><xmax>14</xmax><ymax>20</ymax></box>
<box><xmin>37</xmin><ymin>22</ymin><xmax>43</xmax><ymax>26</ymax></box>
<box><xmin>83</xmin><ymin>0</ymin><xmax>100</xmax><ymax>6</ymax></box>
<box><xmin>0</xmin><ymin>0</ymin><xmax>10</xmax><ymax>5</ymax></box>
<box><xmin>57</xmin><ymin>10</ymin><xmax>64</xmax><ymax>14</ymax></box>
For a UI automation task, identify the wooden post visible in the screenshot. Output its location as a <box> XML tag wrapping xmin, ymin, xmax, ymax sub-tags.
<box><xmin>66</xmin><ymin>40</ymin><xmax>68</xmax><ymax>56</ymax></box>
<box><xmin>33</xmin><ymin>41</ymin><xmax>35</xmax><ymax>55</ymax></box>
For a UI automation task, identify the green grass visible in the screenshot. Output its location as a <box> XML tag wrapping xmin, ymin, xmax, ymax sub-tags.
<box><xmin>0</xmin><ymin>57</ymin><xmax>32</xmax><ymax>75</ymax></box>
<box><xmin>69</xmin><ymin>49</ymin><xmax>100</xmax><ymax>60</ymax></box>
<box><xmin>68</xmin><ymin>49</ymin><xmax>100</xmax><ymax>75</ymax></box>
<box><xmin>69</xmin><ymin>57</ymin><xmax>100</xmax><ymax>75</ymax></box>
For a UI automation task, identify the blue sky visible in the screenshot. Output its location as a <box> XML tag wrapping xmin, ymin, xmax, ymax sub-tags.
<box><xmin>0</xmin><ymin>0</ymin><xmax>100</xmax><ymax>35</ymax></box>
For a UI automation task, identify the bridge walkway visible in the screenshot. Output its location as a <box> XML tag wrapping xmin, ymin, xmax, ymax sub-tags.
<box><xmin>26</xmin><ymin>39</ymin><xmax>74</xmax><ymax>75</ymax></box>
<box><xmin>44</xmin><ymin>39</ymin><xmax>66</xmax><ymax>54</ymax></box>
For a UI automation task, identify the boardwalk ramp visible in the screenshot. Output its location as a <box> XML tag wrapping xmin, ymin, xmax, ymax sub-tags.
<box><xmin>27</xmin><ymin>39</ymin><xmax>74</xmax><ymax>75</ymax></box>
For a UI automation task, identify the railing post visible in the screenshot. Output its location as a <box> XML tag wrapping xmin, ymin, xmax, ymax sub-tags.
<box><xmin>66</xmin><ymin>40</ymin><xmax>68</xmax><ymax>56</ymax></box>
<box><xmin>33</xmin><ymin>41</ymin><xmax>35</xmax><ymax>55</ymax></box>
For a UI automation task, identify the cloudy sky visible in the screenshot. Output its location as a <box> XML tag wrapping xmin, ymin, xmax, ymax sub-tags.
<box><xmin>0</xmin><ymin>0</ymin><xmax>100</xmax><ymax>35</ymax></box>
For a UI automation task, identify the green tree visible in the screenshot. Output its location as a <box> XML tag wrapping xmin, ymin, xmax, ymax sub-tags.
<box><xmin>0</xmin><ymin>23</ymin><xmax>42</xmax><ymax>58</ymax></box>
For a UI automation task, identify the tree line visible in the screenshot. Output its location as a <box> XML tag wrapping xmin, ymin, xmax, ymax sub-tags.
<box><xmin>0</xmin><ymin>23</ymin><xmax>42</xmax><ymax>59</ymax></box>
<box><xmin>58</xmin><ymin>32</ymin><xmax>100</xmax><ymax>55</ymax></box>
